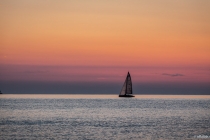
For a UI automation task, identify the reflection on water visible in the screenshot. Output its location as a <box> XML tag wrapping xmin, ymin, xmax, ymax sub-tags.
<box><xmin>1</xmin><ymin>94</ymin><xmax>210</xmax><ymax>99</ymax></box>
<box><xmin>0</xmin><ymin>95</ymin><xmax>210</xmax><ymax>139</ymax></box>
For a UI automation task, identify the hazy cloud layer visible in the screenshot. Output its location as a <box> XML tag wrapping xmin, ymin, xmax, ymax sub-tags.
<box><xmin>162</xmin><ymin>73</ymin><xmax>184</xmax><ymax>77</ymax></box>
<box><xmin>24</xmin><ymin>70</ymin><xmax>49</xmax><ymax>74</ymax></box>
<box><xmin>0</xmin><ymin>81</ymin><xmax>209</xmax><ymax>95</ymax></box>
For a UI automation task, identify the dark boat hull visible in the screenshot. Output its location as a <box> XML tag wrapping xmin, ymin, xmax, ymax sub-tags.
<box><xmin>119</xmin><ymin>94</ymin><xmax>135</xmax><ymax>97</ymax></box>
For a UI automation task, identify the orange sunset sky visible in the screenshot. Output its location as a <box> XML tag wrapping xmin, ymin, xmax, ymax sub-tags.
<box><xmin>0</xmin><ymin>0</ymin><xmax>210</xmax><ymax>94</ymax></box>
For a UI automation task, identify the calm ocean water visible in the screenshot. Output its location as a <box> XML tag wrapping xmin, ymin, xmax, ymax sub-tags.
<box><xmin>0</xmin><ymin>95</ymin><xmax>210</xmax><ymax>140</ymax></box>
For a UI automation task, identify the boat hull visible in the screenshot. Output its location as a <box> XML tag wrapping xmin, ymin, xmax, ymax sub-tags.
<box><xmin>119</xmin><ymin>94</ymin><xmax>135</xmax><ymax>97</ymax></box>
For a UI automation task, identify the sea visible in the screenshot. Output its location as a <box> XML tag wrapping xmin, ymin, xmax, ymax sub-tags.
<box><xmin>0</xmin><ymin>94</ymin><xmax>210</xmax><ymax>140</ymax></box>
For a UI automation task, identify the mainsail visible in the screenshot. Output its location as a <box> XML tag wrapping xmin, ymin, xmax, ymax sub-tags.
<box><xmin>120</xmin><ymin>72</ymin><xmax>132</xmax><ymax>96</ymax></box>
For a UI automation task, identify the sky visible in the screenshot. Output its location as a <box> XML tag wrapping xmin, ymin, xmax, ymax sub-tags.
<box><xmin>0</xmin><ymin>0</ymin><xmax>210</xmax><ymax>94</ymax></box>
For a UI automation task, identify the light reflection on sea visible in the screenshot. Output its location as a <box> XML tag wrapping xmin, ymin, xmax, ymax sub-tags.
<box><xmin>1</xmin><ymin>94</ymin><xmax>210</xmax><ymax>99</ymax></box>
<box><xmin>0</xmin><ymin>94</ymin><xmax>210</xmax><ymax>139</ymax></box>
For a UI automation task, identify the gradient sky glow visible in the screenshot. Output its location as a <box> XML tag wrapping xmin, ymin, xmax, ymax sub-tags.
<box><xmin>0</xmin><ymin>0</ymin><xmax>210</xmax><ymax>94</ymax></box>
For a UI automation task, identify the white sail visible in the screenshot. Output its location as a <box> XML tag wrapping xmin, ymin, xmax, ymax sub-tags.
<box><xmin>120</xmin><ymin>80</ymin><xmax>127</xmax><ymax>95</ymax></box>
<box><xmin>126</xmin><ymin>73</ymin><xmax>132</xmax><ymax>94</ymax></box>
<box><xmin>120</xmin><ymin>72</ymin><xmax>132</xmax><ymax>95</ymax></box>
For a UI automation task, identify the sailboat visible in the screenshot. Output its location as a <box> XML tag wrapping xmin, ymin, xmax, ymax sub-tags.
<box><xmin>119</xmin><ymin>72</ymin><xmax>135</xmax><ymax>97</ymax></box>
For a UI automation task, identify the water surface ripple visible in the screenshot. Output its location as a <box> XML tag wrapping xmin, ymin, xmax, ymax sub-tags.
<box><xmin>0</xmin><ymin>98</ymin><xmax>210</xmax><ymax>139</ymax></box>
